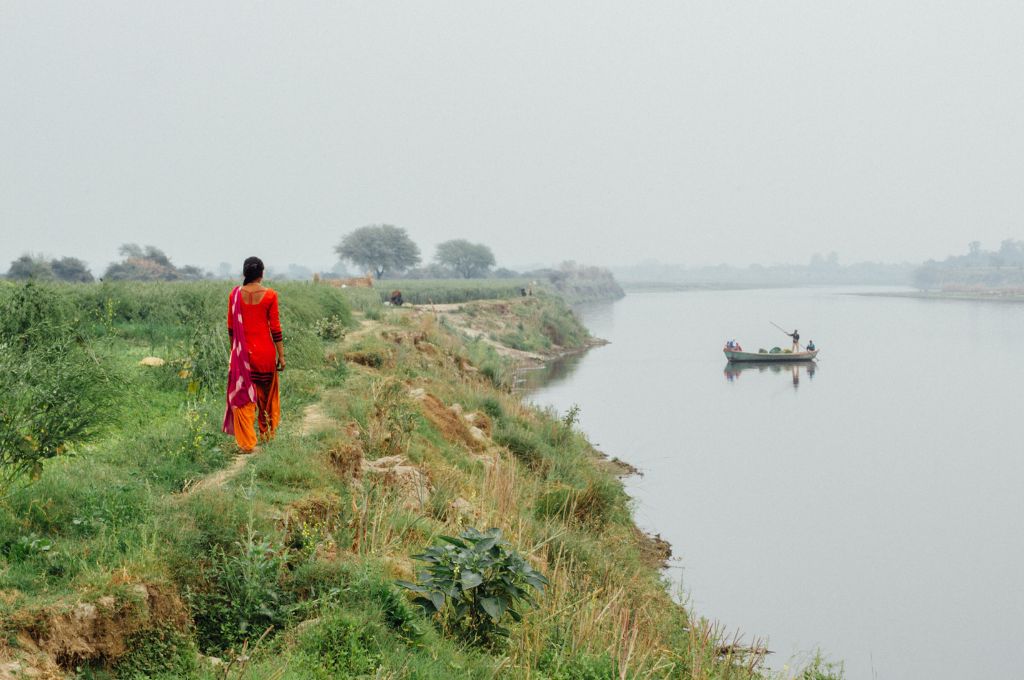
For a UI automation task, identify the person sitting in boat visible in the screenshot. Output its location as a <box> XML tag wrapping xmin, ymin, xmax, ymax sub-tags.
<box><xmin>807</xmin><ymin>339</ymin><xmax>816</xmax><ymax>351</ymax></box>
<box><xmin>786</xmin><ymin>329</ymin><xmax>800</xmax><ymax>351</ymax></box>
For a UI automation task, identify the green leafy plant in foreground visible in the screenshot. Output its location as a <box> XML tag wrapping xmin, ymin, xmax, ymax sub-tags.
<box><xmin>397</xmin><ymin>527</ymin><xmax>548</xmax><ymax>647</ymax></box>
<box><xmin>187</xmin><ymin>519</ymin><xmax>292</xmax><ymax>652</ymax></box>
<box><xmin>0</xmin><ymin>284</ymin><xmax>120</xmax><ymax>488</ymax></box>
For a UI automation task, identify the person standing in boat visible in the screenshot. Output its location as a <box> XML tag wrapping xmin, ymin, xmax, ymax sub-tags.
<box><xmin>786</xmin><ymin>329</ymin><xmax>800</xmax><ymax>352</ymax></box>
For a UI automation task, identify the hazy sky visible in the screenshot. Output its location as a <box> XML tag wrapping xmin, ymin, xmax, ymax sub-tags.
<box><xmin>3</xmin><ymin>2</ymin><xmax>1023</xmax><ymax>275</ymax></box>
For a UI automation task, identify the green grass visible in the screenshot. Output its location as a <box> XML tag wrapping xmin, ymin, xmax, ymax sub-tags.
<box><xmin>0</xmin><ymin>281</ymin><xmax>351</xmax><ymax>628</ymax></box>
<box><xmin>377</xmin><ymin>278</ymin><xmax>532</xmax><ymax>305</ymax></box>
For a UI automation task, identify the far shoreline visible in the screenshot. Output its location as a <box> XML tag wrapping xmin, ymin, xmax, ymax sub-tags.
<box><xmin>852</xmin><ymin>290</ymin><xmax>1024</xmax><ymax>303</ymax></box>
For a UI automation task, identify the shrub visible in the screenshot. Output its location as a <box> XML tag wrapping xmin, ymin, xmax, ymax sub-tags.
<box><xmin>493</xmin><ymin>420</ymin><xmax>548</xmax><ymax>470</ymax></box>
<box><xmin>534</xmin><ymin>478</ymin><xmax>626</xmax><ymax>529</ymax></box>
<box><xmin>0</xmin><ymin>282</ymin><xmax>69</xmax><ymax>345</ymax></box>
<box><xmin>397</xmin><ymin>527</ymin><xmax>548</xmax><ymax>647</ymax></box>
<box><xmin>800</xmin><ymin>653</ymin><xmax>846</xmax><ymax>679</ymax></box>
<box><xmin>0</xmin><ymin>284</ymin><xmax>121</xmax><ymax>487</ymax></box>
<box><xmin>116</xmin><ymin>624</ymin><xmax>198</xmax><ymax>679</ymax></box>
<box><xmin>536</xmin><ymin>643</ymin><xmax>619</xmax><ymax>680</ymax></box>
<box><xmin>314</xmin><ymin>315</ymin><xmax>347</xmax><ymax>340</ymax></box>
<box><xmin>188</xmin><ymin>522</ymin><xmax>292</xmax><ymax>651</ymax></box>
<box><xmin>549</xmin><ymin>404</ymin><xmax>581</xmax><ymax>446</ymax></box>
<box><xmin>180</xmin><ymin>322</ymin><xmax>229</xmax><ymax>393</ymax></box>
<box><xmin>356</xmin><ymin>378</ymin><xmax>418</xmax><ymax>458</ymax></box>
<box><xmin>296</xmin><ymin>611</ymin><xmax>384</xmax><ymax>678</ymax></box>
<box><xmin>290</xmin><ymin>561</ymin><xmax>425</xmax><ymax>641</ymax></box>
<box><xmin>479</xmin><ymin>396</ymin><xmax>504</xmax><ymax>421</ymax></box>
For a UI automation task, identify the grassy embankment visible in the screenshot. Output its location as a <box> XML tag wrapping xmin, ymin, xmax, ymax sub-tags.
<box><xmin>0</xmin><ymin>280</ymin><xmax>840</xmax><ymax>679</ymax></box>
<box><xmin>375</xmin><ymin>280</ymin><xmax>533</xmax><ymax>306</ymax></box>
<box><xmin>376</xmin><ymin>267</ymin><xmax>625</xmax><ymax>307</ymax></box>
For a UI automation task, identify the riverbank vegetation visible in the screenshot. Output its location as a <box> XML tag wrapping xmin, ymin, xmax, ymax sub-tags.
<box><xmin>375</xmin><ymin>279</ymin><xmax>533</xmax><ymax>305</ymax></box>
<box><xmin>0</xmin><ymin>280</ymin><xmax>838</xmax><ymax>678</ymax></box>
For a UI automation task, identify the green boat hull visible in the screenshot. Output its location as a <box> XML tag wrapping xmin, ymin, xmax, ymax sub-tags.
<box><xmin>724</xmin><ymin>349</ymin><xmax>818</xmax><ymax>362</ymax></box>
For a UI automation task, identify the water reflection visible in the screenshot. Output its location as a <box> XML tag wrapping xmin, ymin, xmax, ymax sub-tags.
<box><xmin>723</xmin><ymin>361</ymin><xmax>817</xmax><ymax>388</ymax></box>
<box><xmin>516</xmin><ymin>352</ymin><xmax>588</xmax><ymax>391</ymax></box>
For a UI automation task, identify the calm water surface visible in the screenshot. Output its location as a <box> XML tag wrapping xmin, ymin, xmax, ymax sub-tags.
<box><xmin>527</xmin><ymin>288</ymin><xmax>1024</xmax><ymax>679</ymax></box>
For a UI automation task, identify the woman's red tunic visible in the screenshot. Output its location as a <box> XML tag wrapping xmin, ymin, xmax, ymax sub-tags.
<box><xmin>227</xmin><ymin>289</ymin><xmax>282</xmax><ymax>381</ymax></box>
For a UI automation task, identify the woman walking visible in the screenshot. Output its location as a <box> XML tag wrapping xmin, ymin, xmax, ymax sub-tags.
<box><xmin>223</xmin><ymin>257</ymin><xmax>285</xmax><ymax>452</ymax></box>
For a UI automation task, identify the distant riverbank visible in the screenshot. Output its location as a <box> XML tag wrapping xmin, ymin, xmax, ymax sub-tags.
<box><xmin>854</xmin><ymin>289</ymin><xmax>1024</xmax><ymax>303</ymax></box>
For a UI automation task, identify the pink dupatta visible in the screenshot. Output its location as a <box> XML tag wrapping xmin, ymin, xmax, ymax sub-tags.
<box><xmin>222</xmin><ymin>286</ymin><xmax>257</xmax><ymax>434</ymax></box>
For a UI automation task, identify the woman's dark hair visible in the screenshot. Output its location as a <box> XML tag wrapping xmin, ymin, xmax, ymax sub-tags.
<box><xmin>242</xmin><ymin>257</ymin><xmax>264</xmax><ymax>284</ymax></box>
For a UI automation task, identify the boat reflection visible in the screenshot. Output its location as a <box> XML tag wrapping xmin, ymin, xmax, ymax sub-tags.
<box><xmin>724</xmin><ymin>360</ymin><xmax>817</xmax><ymax>388</ymax></box>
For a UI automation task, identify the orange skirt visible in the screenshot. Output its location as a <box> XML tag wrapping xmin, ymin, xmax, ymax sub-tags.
<box><xmin>231</xmin><ymin>372</ymin><xmax>280</xmax><ymax>452</ymax></box>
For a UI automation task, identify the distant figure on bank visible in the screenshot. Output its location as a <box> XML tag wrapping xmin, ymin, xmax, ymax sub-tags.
<box><xmin>786</xmin><ymin>328</ymin><xmax>800</xmax><ymax>352</ymax></box>
<box><xmin>389</xmin><ymin>290</ymin><xmax>404</xmax><ymax>306</ymax></box>
<box><xmin>223</xmin><ymin>256</ymin><xmax>284</xmax><ymax>453</ymax></box>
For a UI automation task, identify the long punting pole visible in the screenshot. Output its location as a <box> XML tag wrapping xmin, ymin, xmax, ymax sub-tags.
<box><xmin>770</xmin><ymin>321</ymin><xmax>804</xmax><ymax>351</ymax></box>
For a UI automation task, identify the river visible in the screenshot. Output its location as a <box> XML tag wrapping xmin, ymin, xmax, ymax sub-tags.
<box><xmin>526</xmin><ymin>287</ymin><xmax>1024</xmax><ymax>679</ymax></box>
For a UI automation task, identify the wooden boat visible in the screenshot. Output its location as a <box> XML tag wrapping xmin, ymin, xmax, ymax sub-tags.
<box><xmin>724</xmin><ymin>349</ymin><xmax>818</xmax><ymax>363</ymax></box>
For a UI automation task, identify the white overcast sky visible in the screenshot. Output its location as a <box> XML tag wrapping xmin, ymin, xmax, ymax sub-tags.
<box><xmin>2</xmin><ymin>1</ymin><xmax>1023</xmax><ymax>274</ymax></box>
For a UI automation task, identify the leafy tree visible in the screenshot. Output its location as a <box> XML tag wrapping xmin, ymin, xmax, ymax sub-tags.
<box><xmin>103</xmin><ymin>243</ymin><xmax>207</xmax><ymax>281</ymax></box>
<box><xmin>435</xmin><ymin>239</ymin><xmax>496</xmax><ymax>279</ymax></box>
<box><xmin>51</xmin><ymin>257</ymin><xmax>94</xmax><ymax>283</ymax></box>
<box><xmin>998</xmin><ymin>239</ymin><xmax>1024</xmax><ymax>266</ymax></box>
<box><xmin>177</xmin><ymin>265</ymin><xmax>207</xmax><ymax>281</ymax></box>
<box><xmin>6</xmin><ymin>255</ymin><xmax>54</xmax><ymax>281</ymax></box>
<box><xmin>967</xmin><ymin>241</ymin><xmax>983</xmax><ymax>263</ymax></box>
<box><xmin>335</xmin><ymin>225</ymin><xmax>421</xmax><ymax>279</ymax></box>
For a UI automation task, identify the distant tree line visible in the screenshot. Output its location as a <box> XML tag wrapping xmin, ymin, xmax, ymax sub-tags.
<box><xmin>6</xmin><ymin>255</ymin><xmax>95</xmax><ymax>283</ymax></box>
<box><xmin>914</xmin><ymin>239</ymin><xmax>1024</xmax><ymax>290</ymax></box>
<box><xmin>334</xmin><ymin>224</ymin><xmax>500</xmax><ymax>280</ymax></box>
<box><xmin>104</xmin><ymin>244</ymin><xmax>208</xmax><ymax>281</ymax></box>
<box><xmin>4</xmin><ymin>244</ymin><xmax>210</xmax><ymax>283</ymax></box>
<box><xmin>6</xmin><ymin>223</ymin><xmax>617</xmax><ymax>286</ymax></box>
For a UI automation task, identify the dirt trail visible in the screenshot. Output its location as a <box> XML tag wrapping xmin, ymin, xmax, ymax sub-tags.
<box><xmin>180</xmin><ymin>454</ymin><xmax>252</xmax><ymax>495</ymax></box>
<box><xmin>346</xmin><ymin>318</ymin><xmax>382</xmax><ymax>341</ymax></box>
<box><xmin>298</xmin><ymin>403</ymin><xmax>338</xmax><ymax>436</ymax></box>
<box><xmin>413</xmin><ymin>301</ymin><xmax>550</xmax><ymax>363</ymax></box>
<box><xmin>177</xmin><ymin>318</ymin><xmax>378</xmax><ymax>496</ymax></box>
